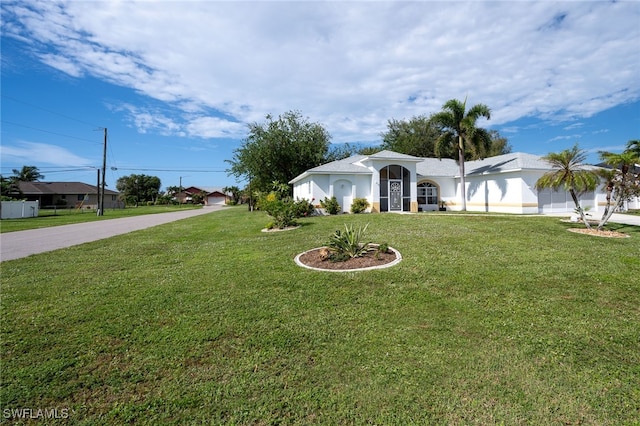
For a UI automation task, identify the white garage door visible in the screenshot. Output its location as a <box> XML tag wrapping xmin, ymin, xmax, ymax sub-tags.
<box><xmin>538</xmin><ymin>189</ymin><xmax>595</xmax><ymax>213</ymax></box>
<box><xmin>207</xmin><ymin>196</ymin><xmax>226</xmax><ymax>205</ymax></box>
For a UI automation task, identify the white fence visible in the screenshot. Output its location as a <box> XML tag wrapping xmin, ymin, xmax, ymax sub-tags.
<box><xmin>1</xmin><ymin>201</ymin><xmax>40</xmax><ymax>219</ymax></box>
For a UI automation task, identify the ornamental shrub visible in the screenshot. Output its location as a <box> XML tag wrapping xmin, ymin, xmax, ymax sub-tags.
<box><xmin>350</xmin><ymin>198</ymin><xmax>369</xmax><ymax>214</ymax></box>
<box><xmin>292</xmin><ymin>198</ymin><xmax>315</xmax><ymax>217</ymax></box>
<box><xmin>258</xmin><ymin>193</ymin><xmax>315</xmax><ymax>229</ymax></box>
<box><xmin>320</xmin><ymin>196</ymin><xmax>341</xmax><ymax>215</ymax></box>
<box><xmin>326</xmin><ymin>223</ymin><xmax>372</xmax><ymax>259</ymax></box>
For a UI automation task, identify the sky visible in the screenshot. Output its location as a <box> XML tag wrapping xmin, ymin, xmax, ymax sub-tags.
<box><xmin>1</xmin><ymin>0</ymin><xmax>639</xmax><ymax>191</ymax></box>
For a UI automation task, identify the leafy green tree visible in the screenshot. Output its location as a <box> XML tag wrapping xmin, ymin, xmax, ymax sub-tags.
<box><xmin>116</xmin><ymin>174</ymin><xmax>161</xmax><ymax>206</ymax></box>
<box><xmin>324</xmin><ymin>143</ymin><xmax>361</xmax><ymax>163</ymax></box>
<box><xmin>165</xmin><ymin>185</ymin><xmax>181</xmax><ymax>196</ymax></box>
<box><xmin>12</xmin><ymin>165</ymin><xmax>44</xmax><ymax>182</ymax></box>
<box><xmin>596</xmin><ymin>147</ymin><xmax>640</xmax><ymax>230</ymax></box>
<box><xmin>486</xmin><ymin>130</ymin><xmax>512</xmax><ymax>158</ymax></box>
<box><xmin>227</xmin><ymin>111</ymin><xmax>331</xmax><ymax>193</ymax></box>
<box><xmin>431</xmin><ymin>98</ymin><xmax>492</xmax><ymax>210</ymax></box>
<box><xmin>380</xmin><ymin>115</ymin><xmax>444</xmax><ymax>158</ymax></box>
<box><xmin>535</xmin><ymin>144</ymin><xmax>600</xmax><ymax>229</ymax></box>
<box><xmin>1</xmin><ymin>175</ymin><xmax>22</xmax><ymax>200</ymax></box>
<box><xmin>381</xmin><ymin>115</ymin><xmax>509</xmax><ymax>161</ymax></box>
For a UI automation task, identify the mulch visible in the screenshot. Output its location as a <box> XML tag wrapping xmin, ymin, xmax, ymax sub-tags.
<box><xmin>297</xmin><ymin>247</ymin><xmax>398</xmax><ymax>270</ymax></box>
<box><xmin>567</xmin><ymin>228</ymin><xmax>629</xmax><ymax>238</ymax></box>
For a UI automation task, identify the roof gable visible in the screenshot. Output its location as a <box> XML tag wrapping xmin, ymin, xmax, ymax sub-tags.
<box><xmin>365</xmin><ymin>150</ymin><xmax>423</xmax><ymax>162</ymax></box>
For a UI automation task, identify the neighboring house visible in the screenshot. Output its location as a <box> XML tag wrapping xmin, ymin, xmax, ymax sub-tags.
<box><xmin>16</xmin><ymin>181</ymin><xmax>121</xmax><ymax>209</ymax></box>
<box><xmin>290</xmin><ymin>150</ymin><xmax>639</xmax><ymax>214</ymax></box>
<box><xmin>176</xmin><ymin>186</ymin><xmax>230</xmax><ymax>206</ymax></box>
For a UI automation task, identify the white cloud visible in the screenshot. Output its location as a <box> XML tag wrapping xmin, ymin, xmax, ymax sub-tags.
<box><xmin>3</xmin><ymin>1</ymin><xmax>639</xmax><ymax>142</ymax></box>
<box><xmin>0</xmin><ymin>141</ymin><xmax>94</xmax><ymax>166</ymax></box>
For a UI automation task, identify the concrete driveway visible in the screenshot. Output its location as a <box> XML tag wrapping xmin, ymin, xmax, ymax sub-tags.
<box><xmin>0</xmin><ymin>206</ymin><xmax>224</xmax><ymax>262</ymax></box>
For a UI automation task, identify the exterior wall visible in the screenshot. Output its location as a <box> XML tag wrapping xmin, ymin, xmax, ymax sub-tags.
<box><xmin>430</xmin><ymin>177</ymin><xmax>457</xmax><ymax>210</ymax></box>
<box><xmin>463</xmin><ymin>172</ymin><xmax>537</xmax><ymax>214</ymax></box>
<box><xmin>312</xmin><ymin>175</ymin><xmax>330</xmax><ymax>204</ymax></box>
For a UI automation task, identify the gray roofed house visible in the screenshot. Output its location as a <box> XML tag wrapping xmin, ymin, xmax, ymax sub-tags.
<box><xmin>291</xmin><ymin>150</ymin><xmax>639</xmax><ymax>214</ymax></box>
<box><xmin>15</xmin><ymin>181</ymin><xmax>121</xmax><ymax>210</ymax></box>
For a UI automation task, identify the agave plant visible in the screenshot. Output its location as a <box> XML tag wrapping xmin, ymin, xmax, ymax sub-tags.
<box><xmin>326</xmin><ymin>223</ymin><xmax>372</xmax><ymax>259</ymax></box>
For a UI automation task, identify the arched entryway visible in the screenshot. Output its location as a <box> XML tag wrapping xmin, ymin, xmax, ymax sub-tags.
<box><xmin>380</xmin><ymin>165</ymin><xmax>410</xmax><ymax>212</ymax></box>
<box><xmin>417</xmin><ymin>181</ymin><xmax>439</xmax><ymax>211</ymax></box>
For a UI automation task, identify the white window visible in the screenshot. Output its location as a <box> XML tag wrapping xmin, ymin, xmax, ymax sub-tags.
<box><xmin>417</xmin><ymin>182</ymin><xmax>438</xmax><ymax>205</ymax></box>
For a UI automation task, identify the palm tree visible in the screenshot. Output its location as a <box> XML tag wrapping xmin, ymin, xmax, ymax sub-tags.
<box><xmin>626</xmin><ymin>139</ymin><xmax>640</xmax><ymax>157</ymax></box>
<box><xmin>535</xmin><ymin>144</ymin><xmax>600</xmax><ymax>229</ymax></box>
<box><xmin>12</xmin><ymin>165</ymin><xmax>44</xmax><ymax>182</ymax></box>
<box><xmin>596</xmin><ymin>149</ymin><xmax>640</xmax><ymax>230</ymax></box>
<box><xmin>431</xmin><ymin>98</ymin><xmax>491</xmax><ymax>211</ymax></box>
<box><xmin>223</xmin><ymin>185</ymin><xmax>241</xmax><ymax>204</ymax></box>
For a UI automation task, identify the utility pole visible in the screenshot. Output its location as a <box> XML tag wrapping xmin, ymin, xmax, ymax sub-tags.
<box><xmin>96</xmin><ymin>168</ymin><xmax>101</xmax><ymax>214</ymax></box>
<box><xmin>99</xmin><ymin>128</ymin><xmax>107</xmax><ymax>216</ymax></box>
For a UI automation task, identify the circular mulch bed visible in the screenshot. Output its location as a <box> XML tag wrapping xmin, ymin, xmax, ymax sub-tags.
<box><xmin>567</xmin><ymin>228</ymin><xmax>629</xmax><ymax>238</ymax></box>
<box><xmin>261</xmin><ymin>225</ymin><xmax>300</xmax><ymax>233</ymax></box>
<box><xmin>295</xmin><ymin>246</ymin><xmax>402</xmax><ymax>272</ymax></box>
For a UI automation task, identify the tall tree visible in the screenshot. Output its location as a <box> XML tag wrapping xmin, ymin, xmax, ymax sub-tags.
<box><xmin>380</xmin><ymin>115</ymin><xmax>444</xmax><ymax>158</ymax></box>
<box><xmin>486</xmin><ymin>130</ymin><xmax>512</xmax><ymax>158</ymax></box>
<box><xmin>227</xmin><ymin>111</ymin><xmax>331</xmax><ymax>193</ymax></box>
<box><xmin>116</xmin><ymin>174</ymin><xmax>161</xmax><ymax>206</ymax></box>
<box><xmin>12</xmin><ymin>166</ymin><xmax>44</xmax><ymax>182</ymax></box>
<box><xmin>596</xmin><ymin>148</ymin><xmax>640</xmax><ymax>230</ymax></box>
<box><xmin>535</xmin><ymin>144</ymin><xmax>600</xmax><ymax>229</ymax></box>
<box><xmin>431</xmin><ymin>98</ymin><xmax>492</xmax><ymax>210</ymax></box>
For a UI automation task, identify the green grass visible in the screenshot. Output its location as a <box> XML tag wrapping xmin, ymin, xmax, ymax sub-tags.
<box><xmin>1</xmin><ymin>208</ymin><xmax>639</xmax><ymax>424</ymax></box>
<box><xmin>0</xmin><ymin>205</ymin><xmax>202</xmax><ymax>233</ymax></box>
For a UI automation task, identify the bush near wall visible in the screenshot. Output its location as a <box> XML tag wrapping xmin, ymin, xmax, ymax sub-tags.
<box><xmin>350</xmin><ymin>198</ymin><xmax>370</xmax><ymax>214</ymax></box>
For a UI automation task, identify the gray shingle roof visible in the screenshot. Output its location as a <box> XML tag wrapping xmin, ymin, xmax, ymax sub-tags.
<box><xmin>292</xmin><ymin>150</ymin><xmax>598</xmax><ymax>183</ymax></box>
<box><xmin>17</xmin><ymin>181</ymin><xmax>119</xmax><ymax>195</ymax></box>
<box><xmin>416</xmin><ymin>158</ymin><xmax>459</xmax><ymax>177</ymax></box>
<box><xmin>366</xmin><ymin>150</ymin><xmax>423</xmax><ymax>161</ymax></box>
<box><xmin>466</xmin><ymin>152</ymin><xmax>553</xmax><ymax>175</ymax></box>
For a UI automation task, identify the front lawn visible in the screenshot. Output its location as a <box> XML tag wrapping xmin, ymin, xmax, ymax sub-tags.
<box><xmin>1</xmin><ymin>208</ymin><xmax>638</xmax><ymax>424</ymax></box>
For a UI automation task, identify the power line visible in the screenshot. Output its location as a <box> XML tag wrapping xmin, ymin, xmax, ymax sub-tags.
<box><xmin>111</xmin><ymin>168</ymin><xmax>227</xmax><ymax>172</ymax></box>
<box><xmin>1</xmin><ymin>120</ymin><xmax>102</xmax><ymax>145</ymax></box>
<box><xmin>1</xmin><ymin>94</ymin><xmax>100</xmax><ymax>128</ymax></box>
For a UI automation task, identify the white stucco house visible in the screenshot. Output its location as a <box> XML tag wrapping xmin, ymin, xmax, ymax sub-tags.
<box><xmin>290</xmin><ymin>150</ymin><xmax>639</xmax><ymax>214</ymax></box>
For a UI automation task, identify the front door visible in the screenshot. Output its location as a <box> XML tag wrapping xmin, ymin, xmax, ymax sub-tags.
<box><xmin>389</xmin><ymin>180</ymin><xmax>402</xmax><ymax>211</ymax></box>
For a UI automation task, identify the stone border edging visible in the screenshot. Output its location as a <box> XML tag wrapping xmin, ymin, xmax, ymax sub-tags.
<box><xmin>294</xmin><ymin>246</ymin><xmax>402</xmax><ymax>272</ymax></box>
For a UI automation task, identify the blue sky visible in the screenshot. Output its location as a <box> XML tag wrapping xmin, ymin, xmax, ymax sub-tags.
<box><xmin>2</xmin><ymin>0</ymin><xmax>639</xmax><ymax>192</ymax></box>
